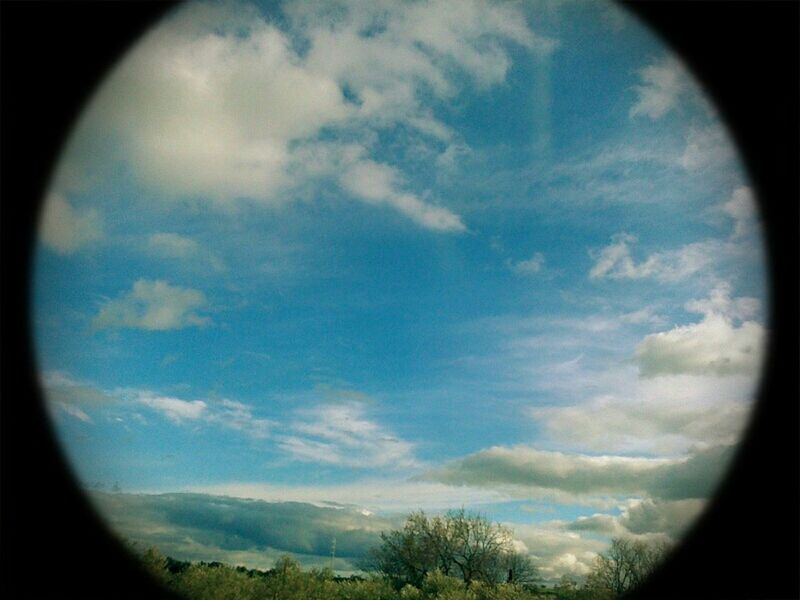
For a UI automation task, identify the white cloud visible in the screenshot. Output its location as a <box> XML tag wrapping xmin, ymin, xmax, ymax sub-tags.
<box><xmin>134</xmin><ymin>392</ymin><xmax>274</xmax><ymax>438</ymax></box>
<box><xmin>424</xmin><ymin>445</ymin><xmax>675</xmax><ymax>498</ymax></box>
<box><xmin>41</xmin><ymin>370</ymin><xmax>273</xmax><ymax>438</ymax></box>
<box><xmin>340</xmin><ymin>160</ymin><xmax>465</xmax><ymax>231</ymax></box>
<box><xmin>39</xmin><ymin>192</ymin><xmax>103</xmax><ymax>254</ymax></box>
<box><xmin>279</xmin><ymin>401</ymin><xmax>418</xmax><ymax>469</ymax></box>
<box><xmin>511</xmin><ymin>522</ymin><xmax>606</xmax><ymax>581</ymax></box>
<box><xmin>680</xmin><ymin>123</ymin><xmax>734</xmax><ymax>171</ymax></box>
<box><xmin>683</xmin><ymin>281</ymin><xmax>760</xmax><ymax>321</ymax></box>
<box><xmin>65</xmin><ymin>0</ymin><xmax>547</xmax><ymax>231</ymax></box>
<box><xmin>722</xmin><ymin>185</ymin><xmax>759</xmax><ymax>239</ymax></box>
<box><xmin>511</xmin><ymin>252</ymin><xmax>545</xmax><ymax>275</ymax></box>
<box><xmin>137</xmin><ymin>393</ymin><xmax>207</xmax><ymax>423</ymax></box>
<box><xmin>423</xmin><ymin>444</ymin><xmax>736</xmax><ymax>502</ymax></box>
<box><xmin>636</xmin><ymin>284</ymin><xmax>766</xmax><ymax>377</ymax></box>
<box><xmin>207</xmin><ymin>399</ymin><xmax>273</xmax><ymax>439</ymax></box>
<box><xmin>629</xmin><ymin>56</ymin><xmax>689</xmax><ymax>120</ymax></box>
<box><xmin>530</xmin><ymin>375</ymin><xmax>754</xmax><ymax>455</ymax></box>
<box><xmin>589</xmin><ymin>233</ymin><xmax>718</xmax><ymax>282</ymax></box>
<box><xmin>92</xmin><ymin>279</ymin><xmax>209</xmax><ymax>331</ymax></box>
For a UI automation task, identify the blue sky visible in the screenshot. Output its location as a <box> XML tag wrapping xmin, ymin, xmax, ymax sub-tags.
<box><xmin>33</xmin><ymin>0</ymin><xmax>767</xmax><ymax>582</ymax></box>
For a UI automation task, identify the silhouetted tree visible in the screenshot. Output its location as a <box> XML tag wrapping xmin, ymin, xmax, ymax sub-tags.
<box><xmin>361</xmin><ymin>509</ymin><xmax>538</xmax><ymax>588</ymax></box>
<box><xmin>586</xmin><ymin>538</ymin><xmax>670</xmax><ymax>597</ymax></box>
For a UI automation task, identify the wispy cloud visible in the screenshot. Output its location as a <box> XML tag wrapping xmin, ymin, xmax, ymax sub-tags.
<box><xmin>40</xmin><ymin>371</ymin><xmax>117</xmax><ymax>424</ymax></box>
<box><xmin>92</xmin><ymin>279</ymin><xmax>210</xmax><ymax>331</ymax></box>
<box><xmin>509</xmin><ymin>252</ymin><xmax>545</xmax><ymax>275</ymax></box>
<box><xmin>340</xmin><ymin>159</ymin><xmax>465</xmax><ymax>232</ymax></box>
<box><xmin>131</xmin><ymin>391</ymin><xmax>274</xmax><ymax>439</ymax></box>
<box><xmin>136</xmin><ymin>393</ymin><xmax>207</xmax><ymax>423</ymax></box>
<box><xmin>145</xmin><ymin>232</ymin><xmax>200</xmax><ymax>259</ymax></box>
<box><xmin>589</xmin><ymin>233</ymin><xmax>720</xmax><ymax>282</ymax></box>
<box><xmin>279</xmin><ymin>401</ymin><xmax>418</xmax><ymax>470</ymax></box>
<box><xmin>40</xmin><ymin>371</ymin><xmax>273</xmax><ymax>439</ymax></box>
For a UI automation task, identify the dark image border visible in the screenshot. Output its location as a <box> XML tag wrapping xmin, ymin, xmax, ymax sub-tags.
<box><xmin>2</xmin><ymin>2</ymin><xmax>797</xmax><ymax>598</ymax></box>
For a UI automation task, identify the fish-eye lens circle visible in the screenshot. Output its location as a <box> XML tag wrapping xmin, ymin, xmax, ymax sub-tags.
<box><xmin>25</xmin><ymin>2</ymin><xmax>786</xmax><ymax>599</ymax></box>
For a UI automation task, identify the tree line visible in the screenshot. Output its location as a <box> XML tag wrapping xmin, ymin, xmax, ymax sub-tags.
<box><xmin>137</xmin><ymin>509</ymin><xmax>669</xmax><ymax>600</ymax></box>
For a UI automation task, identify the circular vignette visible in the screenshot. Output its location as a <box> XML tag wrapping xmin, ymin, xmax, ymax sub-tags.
<box><xmin>4</xmin><ymin>1</ymin><xmax>792</xmax><ymax>600</ymax></box>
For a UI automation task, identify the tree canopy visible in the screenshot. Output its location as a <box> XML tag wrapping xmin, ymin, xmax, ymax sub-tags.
<box><xmin>361</xmin><ymin>509</ymin><xmax>539</xmax><ymax>588</ymax></box>
<box><xmin>585</xmin><ymin>538</ymin><xmax>671</xmax><ymax>597</ymax></box>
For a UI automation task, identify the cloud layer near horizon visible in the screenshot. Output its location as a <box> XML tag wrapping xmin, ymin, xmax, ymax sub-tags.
<box><xmin>422</xmin><ymin>444</ymin><xmax>736</xmax><ymax>502</ymax></box>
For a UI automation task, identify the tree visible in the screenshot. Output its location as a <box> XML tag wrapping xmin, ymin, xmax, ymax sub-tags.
<box><xmin>361</xmin><ymin>509</ymin><xmax>538</xmax><ymax>588</ymax></box>
<box><xmin>586</xmin><ymin>538</ymin><xmax>670</xmax><ymax>597</ymax></box>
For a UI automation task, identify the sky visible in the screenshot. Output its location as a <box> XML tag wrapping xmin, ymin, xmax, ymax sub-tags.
<box><xmin>32</xmin><ymin>0</ymin><xmax>768</xmax><ymax>583</ymax></box>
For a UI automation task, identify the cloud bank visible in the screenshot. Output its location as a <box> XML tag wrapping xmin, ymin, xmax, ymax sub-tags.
<box><xmin>423</xmin><ymin>444</ymin><xmax>736</xmax><ymax>502</ymax></box>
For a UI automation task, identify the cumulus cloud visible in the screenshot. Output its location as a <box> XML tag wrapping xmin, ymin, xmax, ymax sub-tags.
<box><xmin>589</xmin><ymin>233</ymin><xmax>718</xmax><ymax>282</ymax></box>
<box><xmin>279</xmin><ymin>401</ymin><xmax>418</xmax><ymax>469</ymax></box>
<box><xmin>39</xmin><ymin>192</ymin><xmax>103</xmax><ymax>254</ymax></box>
<box><xmin>65</xmin><ymin>0</ymin><xmax>548</xmax><ymax>231</ymax></box>
<box><xmin>423</xmin><ymin>444</ymin><xmax>736</xmax><ymax>502</ymax></box>
<box><xmin>636</xmin><ymin>283</ymin><xmax>766</xmax><ymax>377</ymax></box>
<box><xmin>629</xmin><ymin>56</ymin><xmax>689</xmax><ymax>120</ymax></box>
<box><xmin>511</xmin><ymin>522</ymin><xmax>606</xmax><ymax>580</ymax></box>
<box><xmin>92</xmin><ymin>279</ymin><xmax>210</xmax><ymax>331</ymax></box>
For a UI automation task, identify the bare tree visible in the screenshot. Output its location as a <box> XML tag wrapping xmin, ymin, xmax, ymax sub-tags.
<box><xmin>587</xmin><ymin>538</ymin><xmax>671</xmax><ymax>597</ymax></box>
<box><xmin>361</xmin><ymin>509</ymin><xmax>538</xmax><ymax>588</ymax></box>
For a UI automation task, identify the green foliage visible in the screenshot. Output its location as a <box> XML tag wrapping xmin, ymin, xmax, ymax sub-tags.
<box><xmin>175</xmin><ymin>563</ymin><xmax>265</xmax><ymax>600</ymax></box>
<box><xmin>131</xmin><ymin>538</ymin><xmax>666</xmax><ymax>600</ymax></box>
<box><xmin>140</xmin><ymin>545</ymin><xmax>171</xmax><ymax>585</ymax></box>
